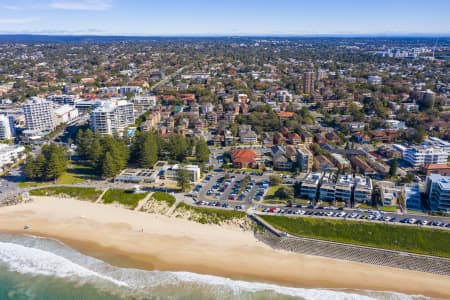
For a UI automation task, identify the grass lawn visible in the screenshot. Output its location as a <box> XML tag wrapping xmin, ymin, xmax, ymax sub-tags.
<box><xmin>357</xmin><ymin>203</ymin><xmax>374</xmax><ymax>210</ymax></box>
<box><xmin>152</xmin><ymin>192</ymin><xmax>176</xmax><ymax>206</ymax></box>
<box><xmin>379</xmin><ymin>206</ymin><xmax>398</xmax><ymax>212</ymax></box>
<box><xmin>176</xmin><ymin>202</ymin><xmax>246</xmax><ymax>224</ymax></box>
<box><xmin>29</xmin><ymin>186</ymin><xmax>102</xmax><ymax>201</ymax></box>
<box><xmin>261</xmin><ymin>215</ymin><xmax>450</xmax><ymax>258</ymax></box>
<box><xmin>102</xmin><ymin>188</ymin><xmax>148</xmax><ymax>209</ymax></box>
<box><xmin>265</xmin><ymin>185</ymin><xmax>280</xmax><ymax>198</ymax></box>
<box><xmin>19</xmin><ymin>163</ymin><xmax>95</xmax><ymax>187</ymax></box>
<box><xmin>263</xmin><ymin>199</ymin><xmax>288</xmax><ymax>205</ymax></box>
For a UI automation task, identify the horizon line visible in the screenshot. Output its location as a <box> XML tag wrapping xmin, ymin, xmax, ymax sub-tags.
<box><xmin>0</xmin><ymin>33</ymin><xmax>449</xmax><ymax>38</ymax></box>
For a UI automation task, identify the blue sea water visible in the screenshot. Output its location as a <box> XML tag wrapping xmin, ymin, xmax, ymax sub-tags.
<box><xmin>0</xmin><ymin>234</ymin><xmax>432</xmax><ymax>300</ymax></box>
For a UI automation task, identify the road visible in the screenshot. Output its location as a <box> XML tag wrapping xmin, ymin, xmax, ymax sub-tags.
<box><xmin>150</xmin><ymin>66</ymin><xmax>187</xmax><ymax>90</ymax></box>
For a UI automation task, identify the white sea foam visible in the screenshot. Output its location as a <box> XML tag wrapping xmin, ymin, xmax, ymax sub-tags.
<box><xmin>0</xmin><ymin>241</ymin><xmax>128</xmax><ymax>287</ymax></box>
<box><xmin>0</xmin><ymin>235</ymin><xmax>430</xmax><ymax>300</ymax></box>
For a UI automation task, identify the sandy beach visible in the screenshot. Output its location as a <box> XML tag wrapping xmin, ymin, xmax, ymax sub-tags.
<box><xmin>0</xmin><ymin>196</ymin><xmax>448</xmax><ymax>299</ymax></box>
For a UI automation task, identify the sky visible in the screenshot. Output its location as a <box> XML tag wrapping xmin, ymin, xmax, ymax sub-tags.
<box><xmin>0</xmin><ymin>0</ymin><xmax>449</xmax><ymax>36</ymax></box>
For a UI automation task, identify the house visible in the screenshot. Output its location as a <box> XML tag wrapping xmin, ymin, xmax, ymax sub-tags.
<box><xmin>277</xmin><ymin>111</ymin><xmax>295</xmax><ymax>120</ymax></box>
<box><xmin>300</xmin><ymin>131</ymin><xmax>313</xmax><ymax>144</ymax></box>
<box><xmin>314</xmin><ymin>133</ymin><xmax>326</xmax><ymax>144</ymax></box>
<box><xmin>273</xmin><ymin>132</ymin><xmax>286</xmax><ymax>145</ymax></box>
<box><xmin>352</xmin><ymin>132</ymin><xmax>370</xmax><ymax>143</ymax></box>
<box><xmin>288</xmin><ymin>133</ymin><xmax>302</xmax><ymax>144</ymax></box>
<box><xmin>369</xmin><ymin>129</ymin><xmax>398</xmax><ymax>143</ymax></box>
<box><xmin>421</xmin><ymin>164</ymin><xmax>450</xmax><ymax>176</ymax></box>
<box><xmin>325</xmin><ymin>132</ymin><xmax>341</xmax><ymax>143</ymax></box>
<box><xmin>230</xmin><ymin>149</ymin><xmax>260</xmax><ymax>169</ymax></box>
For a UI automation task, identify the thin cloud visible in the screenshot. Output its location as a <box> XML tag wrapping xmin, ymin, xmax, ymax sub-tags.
<box><xmin>2</xmin><ymin>5</ymin><xmax>21</xmax><ymax>10</ymax></box>
<box><xmin>0</xmin><ymin>18</ymin><xmax>37</xmax><ymax>24</ymax></box>
<box><xmin>49</xmin><ymin>0</ymin><xmax>112</xmax><ymax>11</ymax></box>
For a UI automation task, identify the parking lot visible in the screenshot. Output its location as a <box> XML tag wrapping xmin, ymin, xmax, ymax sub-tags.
<box><xmin>189</xmin><ymin>171</ymin><xmax>270</xmax><ymax>209</ymax></box>
<box><xmin>258</xmin><ymin>205</ymin><xmax>450</xmax><ymax>229</ymax></box>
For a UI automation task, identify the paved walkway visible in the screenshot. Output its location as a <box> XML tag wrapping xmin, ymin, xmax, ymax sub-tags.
<box><xmin>95</xmin><ymin>188</ymin><xmax>109</xmax><ymax>204</ymax></box>
<box><xmin>134</xmin><ymin>192</ymin><xmax>153</xmax><ymax>211</ymax></box>
<box><xmin>166</xmin><ymin>193</ymin><xmax>184</xmax><ymax>216</ymax></box>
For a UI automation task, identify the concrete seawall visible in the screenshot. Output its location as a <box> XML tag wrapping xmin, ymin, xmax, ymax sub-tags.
<box><xmin>251</xmin><ymin>214</ymin><xmax>450</xmax><ymax>276</ymax></box>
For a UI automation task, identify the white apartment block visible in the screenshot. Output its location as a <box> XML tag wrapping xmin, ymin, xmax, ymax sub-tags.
<box><xmin>319</xmin><ymin>172</ymin><xmax>335</xmax><ymax>202</ymax></box>
<box><xmin>299</xmin><ymin>173</ymin><xmax>321</xmax><ymax>200</ymax></box>
<box><xmin>23</xmin><ymin>97</ymin><xmax>56</xmax><ymax>133</ymax></box>
<box><xmin>90</xmin><ymin>100</ymin><xmax>135</xmax><ymax>135</ymax></box>
<box><xmin>426</xmin><ymin>174</ymin><xmax>450</xmax><ymax>212</ymax></box>
<box><xmin>402</xmin><ymin>146</ymin><xmax>448</xmax><ymax>167</ymax></box>
<box><xmin>353</xmin><ymin>175</ymin><xmax>373</xmax><ymax>203</ymax></box>
<box><xmin>335</xmin><ymin>174</ymin><xmax>354</xmax><ymax>203</ymax></box>
<box><xmin>424</xmin><ymin>137</ymin><xmax>450</xmax><ymax>155</ymax></box>
<box><xmin>164</xmin><ymin>164</ymin><xmax>201</xmax><ymax>183</ymax></box>
<box><xmin>0</xmin><ymin>115</ymin><xmax>14</xmax><ymax>140</ymax></box>
<box><xmin>0</xmin><ymin>144</ymin><xmax>25</xmax><ymax>171</ymax></box>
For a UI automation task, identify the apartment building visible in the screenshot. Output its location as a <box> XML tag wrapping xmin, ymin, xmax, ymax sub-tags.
<box><xmin>402</xmin><ymin>146</ymin><xmax>448</xmax><ymax>167</ymax></box>
<box><xmin>424</xmin><ymin>137</ymin><xmax>450</xmax><ymax>155</ymax></box>
<box><xmin>334</xmin><ymin>174</ymin><xmax>354</xmax><ymax>203</ymax></box>
<box><xmin>164</xmin><ymin>164</ymin><xmax>201</xmax><ymax>183</ymax></box>
<box><xmin>303</xmin><ymin>71</ymin><xmax>314</xmax><ymax>94</ymax></box>
<box><xmin>405</xmin><ymin>184</ymin><xmax>421</xmax><ymax>209</ymax></box>
<box><xmin>0</xmin><ymin>144</ymin><xmax>25</xmax><ymax>171</ymax></box>
<box><xmin>426</xmin><ymin>174</ymin><xmax>450</xmax><ymax>212</ymax></box>
<box><xmin>330</xmin><ymin>153</ymin><xmax>351</xmax><ymax>170</ymax></box>
<box><xmin>0</xmin><ymin>115</ymin><xmax>14</xmax><ymax>140</ymax></box>
<box><xmin>239</xmin><ymin>125</ymin><xmax>258</xmax><ymax>144</ymax></box>
<box><xmin>299</xmin><ymin>173</ymin><xmax>321</xmax><ymax>200</ymax></box>
<box><xmin>23</xmin><ymin>97</ymin><xmax>56</xmax><ymax>133</ymax></box>
<box><xmin>90</xmin><ymin>100</ymin><xmax>135</xmax><ymax>135</ymax></box>
<box><xmin>47</xmin><ymin>94</ymin><xmax>77</xmax><ymax>105</ymax></box>
<box><xmin>353</xmin><ymin>175</ymin><xmax>373</xmax><ymax>203</ymax></box>
<box><xmin>296</xmin><ymin>145</ymin><xmax>313</xmax><ymax>172</ymax></box>
<box><xmin>319</xmin><ymin>172</ymin><xmax>336</xmax><ymax>202</ymax></box>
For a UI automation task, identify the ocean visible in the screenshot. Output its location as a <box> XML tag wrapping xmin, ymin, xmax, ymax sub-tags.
<box><xmin>0</xmin><ymin>234</ymin><xmax>431</xmax><ymax>300</ymax></box>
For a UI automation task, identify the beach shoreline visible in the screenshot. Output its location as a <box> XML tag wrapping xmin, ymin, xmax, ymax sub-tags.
<box><xmin>0</xmin><ymin>196</ymin><xmax>449</xmax><ymax>299</ymax></box>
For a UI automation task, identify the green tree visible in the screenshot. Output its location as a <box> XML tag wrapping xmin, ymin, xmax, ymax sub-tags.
<box><xmin>24</xmin><ymin>157</ymin><xmax>37</xmax><ymax>180</ymax></box>
<box><xmin>275</xmin><ymin>186</ymin><xmax>294</xmax><ymax>199</ymax></box>
<box><xmin>269</xmin><ymin>175</ymin><xmax>282</xmax><ymax>186</ymax></box>
<box><xmin>195</xmin><ymin>138</ymin><xmax>210</xmax><ymax>163</ymax></box>
<box><xmin>389</xmin><ymin>158</ymin><xmax>398</xmax><ymax>177</ymax></box>
<box><xmin>177</xmin><ymin>168</ymin><xmax>191</xmax><ymax>192</ymax></box>
<box><xmin>102</xmin><ymin>152</ymin><xmax>117</xmax><ymax>178</ymax></box>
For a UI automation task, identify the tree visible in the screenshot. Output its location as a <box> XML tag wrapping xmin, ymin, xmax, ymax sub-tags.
<box><xmin>24</xmin><ymin>144</ymin><xmax>67</xmax><ymax>181</ymax></box>
<box><xmin>177</xmin><ymin>168</ymin><xmax>191</xmax><ymax>192</ymax></box>
<box><xmin>168</xmin><ymin>134</ymin><xmax>187</xmax><ymax>162</ymax></box>
<box><xmin>195</xmin><ymin>138</ymin><xmax>210</xmax><ymax>163</ymax></box>
<box><xmin>24</xmin><ymin>156</ymin><xmax>38</xmax><ymax>180</ymax></box>
<box><xmin>389</xmin><ymin>158</ymin><xmax>398</xmax><ymax>177</ymax></box>
<box><xmin>269</xmin><ymin>175</ymin><xmax>282</xmax><ymax>186</ymax></box>
<box><xmin>102</xmin><ymin>152</ymin><xmax>117</xmax><ymax>178</ymax></box>
<box><xmin>275</xmin><ymin>186</ymin><xmax>294</xmax><ymax>200</ymax></box>
<box><xmin>46</xmin><ymin>151</ymin><xmax>66</xmax><ymax>180</ymax></box>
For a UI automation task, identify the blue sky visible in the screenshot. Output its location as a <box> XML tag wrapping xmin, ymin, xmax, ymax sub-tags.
<box><xmin>0</xmin><ymin>0</ymin><xmax>449</xmax><ymax>35</ymax></box>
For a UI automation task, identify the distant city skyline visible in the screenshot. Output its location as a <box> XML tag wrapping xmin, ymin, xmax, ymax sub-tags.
<box><xmin>0</xmin><ymin>0</ymin><xmax>449</xmax><ymax>36</ymax></box>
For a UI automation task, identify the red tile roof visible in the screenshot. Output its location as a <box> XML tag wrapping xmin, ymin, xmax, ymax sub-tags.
<box><xmin>231</xmin><ymin>149</ymin><xmax>258</xmax><ymax>163</ymax></box>
<box><xmin>422</xmin><ymin>164</ymin><xmax>450</xmax><ymax>170</ymax></box>
<box><xmin>277</xmin><ymin>112</ymin><xmax>295</xmax><ymax>118</ymax></box>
